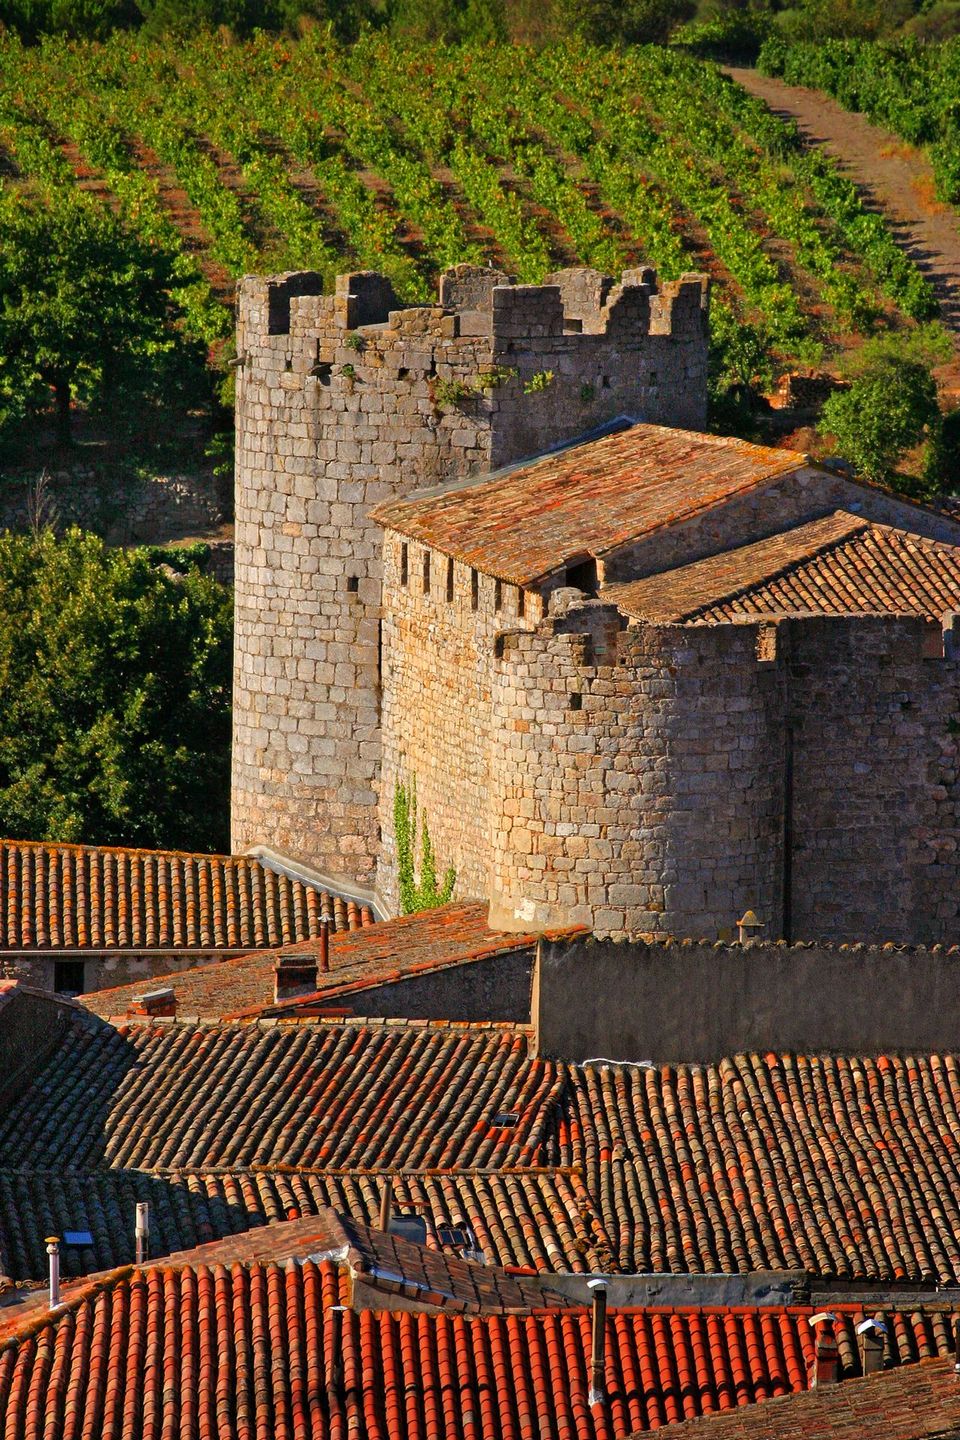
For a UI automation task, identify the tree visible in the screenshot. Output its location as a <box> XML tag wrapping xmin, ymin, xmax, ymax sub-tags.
<box><xmin>821</xmin><ymin>328</ymin><xmax>950</xmax><ymax>489</ymax></box>
<box><xmin>0</xmin><ymin>192</ymin><xmax>205</xmax><ymax>445</ymax></box>
<box><xmin>393</xmin><ymin>778</ymin><xmax>456</xmax><ymax>915</ymax></box>
<box><xmin>822</xmin><ymin>355</ymin><xmax>942</xmax><ymax>488</ymax></box>
<box><xmin>0</xmin><ymin>529</ymin><xmax>232</xmax><ymax>851</ymax></box>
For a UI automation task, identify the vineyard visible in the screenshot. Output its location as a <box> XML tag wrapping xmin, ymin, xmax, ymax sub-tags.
<box><xmin>758</xmin><ymin>35</ymin><xmax>960</xmax><ymax>209</ymax></box>
<box><xmin>0</xmin><ymin>33</ymin><xmax>943</xmax><ymax>401</ymax></box>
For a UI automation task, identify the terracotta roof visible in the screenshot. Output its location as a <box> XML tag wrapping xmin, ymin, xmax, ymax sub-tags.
<box><xmin>607</xmin><ymin>513</ymin><xmax>960</xmax><ymax>623</ymax></box>
<box><xmin>652</xmin><ymin>1358</ymin><xmax>960</xmax><ymax>1439</ymax></box>
<box><xmin>2</xmin><ymin>1266</ymin><xmax>960</xmax><ymax>1440</ymax></box>
<box><xmin>80</xmin><ymin>902</ymin><xmax>579</xmax><ymax>1020</ymax></box>
<box><xmin>0</xmin><ymin>1167</ymin><xmax>615</xmax><ymax>1283</ymax></box>
<box><xmin>0</xmin><ymin>1017</ymin><xmax>559</xmax><ymax>1171</ymax></box>
<box><xmin>558</xmin><ymin>1052</ymin><xmax>960</xmax><ymax>1284</ymax></box>
<box><xmin>371</xmin><ymin>424</ymin><xmax>809</xmax><ymax>585</ymax></box>
<box><xmin>0</xmin><ymin>838</ymin><xmax>374</xmax><ymax>951</ymax></box>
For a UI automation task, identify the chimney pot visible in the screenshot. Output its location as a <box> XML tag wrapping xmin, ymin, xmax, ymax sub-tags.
<box><xmin>319</xmin><ymin>909</ymin><xmax>333</xmax><ymax>974</ymax></box>
<box><xmin>737</xmin><ymin>910</ymin><xmax>765</xmax><ymax>945</ymax></box>
<box><xmin>45</xmin><ymin>1236</ymin><xmax>61</xmax><ymax>1309</ymax></box>
<box><xmin>128</xmin><ymin>987</ymin><xmax>176</xmax><ymax>1019</ymax></box>
<box><xmin>135</xmin><ymin>1202</ymin><xmax>150</xmax><ymax>1265</ymax></box>
<box><xmin>808</xmin><ymin>1312</ymin><xmax>839</xmax><ymax>1387</ymax></box>
<box><xmin>378</xmin><ymin>1180</ymin><xmax>393</xmax><ymax>1232</ymax></box>
<box><xmin>857</xmin><ymin>1315</ymin><xmax>886</xmax><ymax>1375</ymax></box>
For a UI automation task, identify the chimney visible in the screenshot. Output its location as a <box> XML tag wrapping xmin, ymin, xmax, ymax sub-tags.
<box><xmin>274</xmin><ymin>952</ymin><xmax>319</xmax><ymax>1003</ymax></box>
<box><xmin>135</xmin><ymin>1202</ymin><xmax>150</xmax><ymax>1265</ymax></box>
<box><xmin>808</xmin><ymin>1313</ymin><xmax>839</xmax><ymax>1387</ymax></box>
<box><xmin>587</xmin><ymin>1278</ymin><xmax>608</xmax><ymax>1405</ymax></box>
<box><xmin>127</xmin><ymin>987</ymin><xmax>176</xmax><ymax>1019</ymax></box>
<box><xmin>737</xmin><ymin>910</ymin><xmax>765</xmax><ymax>945</ymax></box>
<box><xmin>46</xmin><ymin>1236</ymin><xmax>61</xmax><ymax>1309</ymax></box>
<box><xmin>319</xmin><ymin>908</ymin><xmax>333</xmax><ymax>974</ymax></box>
<box><xmin>857</xmin><ymin>1316</ymin><xmax>887</xmax><ymax>1375</ymax></box>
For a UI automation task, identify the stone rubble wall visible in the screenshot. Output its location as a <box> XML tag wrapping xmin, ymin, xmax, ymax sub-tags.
<box><xmin>231</xmin><ymin>266</ymin><xmax>710</xmax><ymax>890</ymax></box>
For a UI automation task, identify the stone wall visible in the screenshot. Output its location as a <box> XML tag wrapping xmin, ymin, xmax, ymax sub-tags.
<box><xmin>0</xmin><ymin>467</ymin><xmax>227</xmax><ymax>546</ymax></box>
<box><xmin>376</xmin><ymin>530</ymin><xmax>542</xmax><ymax>913</ymax></box>
<box><xmin>0</xmin><ymin>986</ymin><xmax>74</xmax><ymax>1108</ymax></box>
<box><xmin>488</xmin><ymin>597</ymin><xmax>786</xmax><ymax>937</ymax></box>
<box><xmin>489</xmin><ymin>607</ymin><xmax>960</xmax><ymax>945</ymax></box>
<box><xmin>535</xmin><ymin>932</ymin><xmax>960</xmax><ymax>1063</ymax></box>
<box><xmin>232</xmin><ymin>265</ymin><xmax>709</xmax><ymax>890</ymax></box>
<box><xmin>308</xmin><ymin>946</ymin><xmax>535</xmax><ymax>1024</ymax></box>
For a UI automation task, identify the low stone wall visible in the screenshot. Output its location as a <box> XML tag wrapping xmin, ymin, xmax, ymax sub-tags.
<box><xmin>0</xmin><ymin>467</ymin><xmax>227</xmax><ymax>546</ymax></box>
<box><xmin>534</xmin><ymin>933</ymin><xmax>960</xmax><ymax>1062</ymax></box>
<box><xmin>293</xmin><ymin>946</ymin><xmax>535</xmax><ymax>1024</ymax></box>
<box><xmin>0</xmin><ymin>986</ymin><xmax>74</xmax><ymax>1104</ymax></box>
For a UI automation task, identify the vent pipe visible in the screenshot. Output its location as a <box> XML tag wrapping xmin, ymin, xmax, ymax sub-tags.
<box><xmin>588</xmin><ymin>1278</ymin><xmax>608</xmax><ymax>1405</ymax></box>
<box><xmin>135</xmin><ymin>1202</ymin><xmax>150</xmax><ymax>1265</ymax></box>
<box><xmin>45</xmin><ymin>1236</ymin><xmax>61</xmax><ymax>1309</ymax></box>
<box><xmin>857</xmin><ymin>1316</ymin><xmax>887</xmax><ymax>1375</ymax></box>
<box><xmin>808</xmin><ymin>1312</ymin><xmax>839</xmax><ymax>1387</ymax></box>
<box><xmin>378</xmin><ymin>1180</ymin><xmax>393</xmax><ymax>1232</ymax></box>
<box><xmin>319</xmin><ymin>909</ymin><xmax>333</xmax><ymax>974</ymax></box>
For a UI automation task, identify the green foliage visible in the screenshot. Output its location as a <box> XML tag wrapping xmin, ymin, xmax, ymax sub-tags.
<box><xmin>0</xmin><ymin>190</ymin><xmax>207</xmax><ymax>443</ymax></box>
<box><xmin>393</xmin><ymin>778</ymin><xmax>456</xmax><ymax>915</ymax></box>
<box><xmin>821</xmin><ymin>355</ymin><xmax>942</xmax><ymax>487</ymax></box>
<box><xmin>523</xmin><ymin>369</ymin><xmax>554</xmax><ymax>394</ymax></box>
<box><xmin>0</xmin><ymin>528</ymin><xmax>232</xmax><ymax>851</ymax></box>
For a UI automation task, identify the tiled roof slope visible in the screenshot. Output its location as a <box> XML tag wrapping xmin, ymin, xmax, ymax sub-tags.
<box><xmin>607</xmin><ymin>512</ymin><xmax>960</xmax><ymax>623</ymax></box>
<box><xmin>652</xmin><ymin>1358</ymin><xmax>960</xmax><ymax>1440</ymax></box>
<box><xmin>0</xmin><ymin>1018</ymin><xmax>558</xmax><ymax>1170</ymax></box>
<box><xmin>371</xmin><ymin>425</ymin><xmax>809</xmax><ymax>585</ymax></box>
<box><xmin>146</xmin><ymin>1210</ymin><xmax>575</xmax><ymax>1312</ymax></box>
<box><xmin>559</xmin><ymin>1052</ymin><xmax>960</xmax><ymax>1283</ymax></box>
<box><xmin>0</xmin><ymin>1167</ymin><xmax>614</xmax><ymax>1283</ymax></box>
<box><xmin>0</xmin><ymin>838</ymin><xmax>374</xmax><ymax>951</ymax></box>
<box><xmin>12</xmin><ymin>1020</ymin><xmax>960</xmax><ymax>1286</ymax></box>
<box><xmin>81</xmin><ymin>902</ymin><xmax>575</xmax><ymax>1019</ymax></box>
<box><xmin>5</xmin><ymin>1257</ymin><xmax>960</xmax><ymax>1440</ymax></box>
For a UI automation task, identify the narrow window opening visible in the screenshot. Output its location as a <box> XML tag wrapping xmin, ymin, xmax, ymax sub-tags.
<box><xmin>494</xmin><ymin>580</ymin><xmax>502</xmax><ymax>612</ymax></box>
<box><xmin>569</xmin><ymin>692</ymin><xmax>583</xmax><ymax>711</ymax></box>
<box><xmin>518</xmin><ymin>589</ymin><xmax>526</xmax><ymax>619</ymax></box>
<box><xmin>648</xmin><ymin>370</ymin><xmax>658</xmax><ymax>386</ymax></box>
<box><xmin>564</xmin><ymin>556</ymin><xmax>598</xmax><ymax>596</ymax></box>
<box><xmin>601</xmin><ymin>375</ymin><xmax>611</xmax><ymax>389</ymax></box>
<box><xmin>346</xmin><ymin>575</ymin><xmax>360</xmax><ymax>593</ymax></box>
<box><xmin>446</xmin><ymin>557</ymin><xmax>454</xmax><ymax>602</ymax></box>
<box><xmin>422</xmin><ymin>550</ymin><xmax>431</xmax><ymax>594</ymax></box>
<box><xmin>398</xmin><ymin>366</ymin><xmax>409</xmax><ymax>380</ymax></box>
<box><xmin>400</xmin><ymin>544</ymin><xmax>408</xmax><ymax>587</ymax></box>
<box><xmin>471</xmin><ymin>569</ymin><xmax>479</xmax><ymax>612</ymax></box>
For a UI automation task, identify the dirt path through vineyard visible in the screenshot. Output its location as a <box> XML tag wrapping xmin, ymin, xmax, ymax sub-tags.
<box><xmin>726</xmin><ymin>66</ymin><xmax>960</xmax><ymax>395</ymax></box>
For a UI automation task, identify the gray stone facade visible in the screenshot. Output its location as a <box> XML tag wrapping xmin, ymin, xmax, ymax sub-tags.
<box><xmin>232</xmin><ymin>265</ymin><xmax>710</xmax><ymax>891</ymax></box>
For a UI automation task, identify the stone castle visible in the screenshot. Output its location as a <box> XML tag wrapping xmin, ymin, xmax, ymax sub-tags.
<box><xmin>233</xmin><ymin>265</ymin><xmax>960</xmax><ymax>946</ymax></box>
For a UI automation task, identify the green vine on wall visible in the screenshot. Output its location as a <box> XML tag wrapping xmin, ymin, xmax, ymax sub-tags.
<box><xmin>394</xmin><ymin>777</ymin><xmax>456</xmax><ymax>914</ymax></box>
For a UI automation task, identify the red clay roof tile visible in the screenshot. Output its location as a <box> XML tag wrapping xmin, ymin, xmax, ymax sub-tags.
<box><xmin>607</xmin><ymin>514</ymin><xmax>960</xmax><ymax>623</ymax></box>
<box><xmin>79</xmin><ymin>902</ymin><xmax>583</xmax><ymax>1020</ymax></box>
<box><xmin>371</xmin><ymin>425</ymin><xmax>809</xmax><ymax>585</ymax></box>
<box><xmin>0</xmin><ymin>839</ymin><xmax>374</xmax><ymax>952</ymax></box>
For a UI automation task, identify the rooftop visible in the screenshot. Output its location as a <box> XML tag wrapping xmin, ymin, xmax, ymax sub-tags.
<box><xmin>653</xmin><ymin>1357</ymin><xmax>960</xmax><ymax>1439</ymax></box>
<box><xmin>80</xmin><ymin>901</ymin><xmax>579</xmax><ymax>1020</ymax></box>
<box><xmin>607</xmin><ymin>512</ymin><xmax>960</xmax><ymax>623</ymax></box>
<box><xmin>371</xmin><ymin>424</ymin><xmax>809</xmax><ymax>586</ymax></box>
<box><xmin>0</xmin><ymin>838</ymin><xmax>374</xmax><ymax>952</ymax></box>
<box><xmin>2</xmin><ymin>1250</ymin><xmax>960</xmax><ymax>1439</ymax></box>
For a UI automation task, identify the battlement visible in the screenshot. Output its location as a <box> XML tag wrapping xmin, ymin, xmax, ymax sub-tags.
<box><xmin>238</xmin><ymin>264</ymin><xmax>710</xmax><ymax>352</ymax></box>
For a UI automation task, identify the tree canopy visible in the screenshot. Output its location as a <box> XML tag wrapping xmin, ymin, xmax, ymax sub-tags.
<box><xmin>0</xmin><ymin>529</ymin><xmax>232</xmax><ymax>851</ymax></box>
<box><xmin>0</xmin><ymin>191</ymin><xmax>206</xmax><ymax>443</ymax></box>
